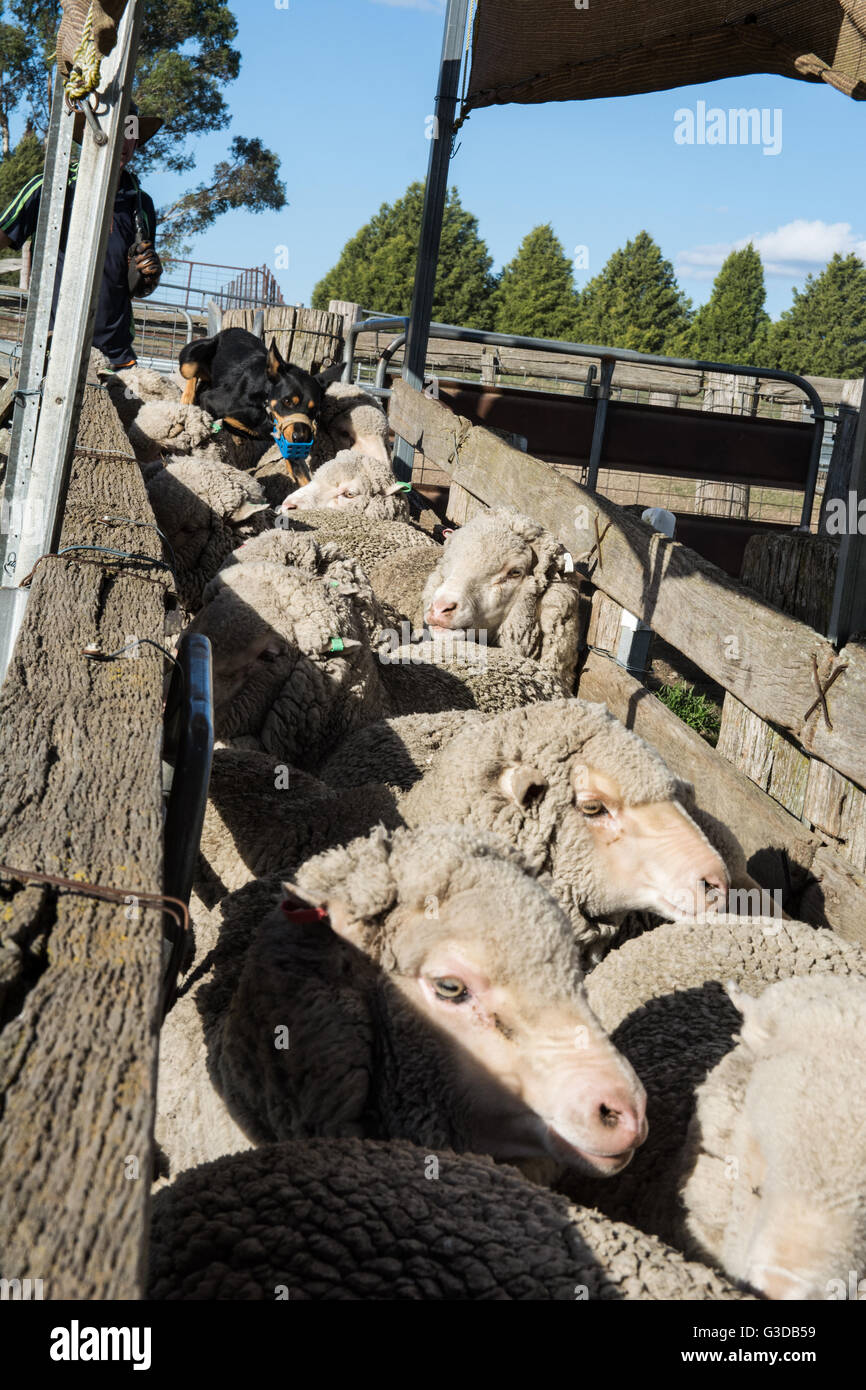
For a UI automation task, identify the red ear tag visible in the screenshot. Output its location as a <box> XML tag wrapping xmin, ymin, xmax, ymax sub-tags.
<box><xmin>281</xmin><ymin>900</ymin><xmax>330</xmax><ymax>925</ymax></box>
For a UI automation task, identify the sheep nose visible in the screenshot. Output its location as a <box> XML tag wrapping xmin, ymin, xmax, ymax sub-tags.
<box><xmin>432</xmin><ymin>598</ymin><xmax>457</xmax><ymax>618</ymax></box>
<box><xmin>700</xmin><ymin>871</ymin><xmax>728</xmax><ymax>910</ymax></box>
<box><xmin>597</xmin><ymin>1097</ymin><xmax>645</xmax><ymax>1147</ymax></box>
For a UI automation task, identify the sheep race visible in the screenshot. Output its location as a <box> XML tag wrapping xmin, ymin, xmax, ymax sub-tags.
<box><xmin>1</xmin><ymin>0</ymin><xmax>865</xmax><ymax>1351</ymax></box>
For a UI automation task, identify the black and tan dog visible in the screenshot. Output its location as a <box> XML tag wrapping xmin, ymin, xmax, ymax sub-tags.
<box><xmin>178</xmin><ymin>327</ymin><xmax>343</xmax><ymax>482</ymax></box>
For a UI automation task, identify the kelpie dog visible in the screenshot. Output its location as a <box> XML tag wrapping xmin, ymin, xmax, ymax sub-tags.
<box><xmin>178</xmin><ymin>327</ymin><xmax>344</xmax><ymax>483</ymax></box>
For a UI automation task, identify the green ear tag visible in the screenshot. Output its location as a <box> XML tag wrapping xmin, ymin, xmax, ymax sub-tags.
<box><xmin>211</xmin><ymin>420</ymin><xmax>223</xmax><ymax>433</ymax></box>
<box><xmin>329</xmin><ymin>580</ymin><xmax>340</xmax><ymax>588</ymax></box>
<box><xmin>398</xmin><ymin>482</ymin><xmax>412</xmax><ymax>492</ymax></box>
<box><xmin>329</xmin><ymin>637</ymin><xmax>345</xmax><ymax>652</ymax></box>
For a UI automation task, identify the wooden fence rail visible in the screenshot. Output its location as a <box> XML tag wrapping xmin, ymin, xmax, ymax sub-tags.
<box><xmin>0</xmin><ymin>385</ymin><xmax>168</xmax><ymax>1298</ymax></box>
<box><xmin>389</xmin><ymin>378</ymin><xmax>866</xmax><ymax>791</ymax></box>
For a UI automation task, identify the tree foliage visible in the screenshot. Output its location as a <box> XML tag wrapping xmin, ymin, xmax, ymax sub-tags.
<box><xmin>574</xmin><ymin>230</ymin><xmax>693</xmax><ymax>354</ymax></box>
<box><xmin>491</xmin><ymin>223</ymin><xmax>577</xmax><ymax>339</ymax></box>
<box><xmin>760</xmin><ymin>253</ymin><xmax>866</xmax><ymax>379</ymax></box>
<box><xmin>688</xmin><ymin>244</ymin><xmax>769</xmax><ymax>363</ymax></box>
<box><xmin>312</xmin><ymin>182</ymin><xmax>496</xmax><ymax>328</ymax></box>
<box><xmin>0</xmin><ymin>0</ymin><xmax>286</xmax><ymax>249</ymax></box>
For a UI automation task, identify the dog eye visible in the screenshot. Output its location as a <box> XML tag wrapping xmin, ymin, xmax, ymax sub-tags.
<box><xmin>433</xmin><ymin>977</ymin><xmax>469</xmax><ymax>1002</ymax></box>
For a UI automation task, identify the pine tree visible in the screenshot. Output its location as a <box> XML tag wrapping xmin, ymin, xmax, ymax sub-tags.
<box><xmin>688</xmin><ymin>244</ymin><xmax>769</xmax><ymax>362</ymax></box>
<box><xmin>574</xmin><ymin>230</ymin><xmax>693</xmax><ymax>354</ymax></box>
<box><xmin>761</xmin><ymin>253</ymin><xmax>866</xmax><ymax>379</ymax></box>
<box><xmin>491</xmin><ymin>223</ymin><xmax>578</xmax><ymax>339</ymax></box>
<box><xmin>312</xmin><ymin>182</ymin><xmax>496</xmax><ymax>329</ymax></box>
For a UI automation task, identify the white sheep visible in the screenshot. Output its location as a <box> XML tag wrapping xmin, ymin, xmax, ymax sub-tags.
<box><xmin>366</xmin><ymin>506</ymin><xmax>585</xmax><ymax>687</ymax></box>
<box><xmin>278</xmin><ymin>450</ymin><xmax>410</xmax><ymax>519</ymax></box>
<box><xmin>558</xmin><ymin>915</ymin><xmax>866</xmax><ymax>1300</ymax></box>
<box><xmin>272</xmin><ymin>510</ymin><xmax>439</xmax><ymax>574</ymax></box>
<box><xmin>146</xmin><ymin>458</ymin><xmax>271</xmax><ymax>613</ymax></box>
<box><xmin>158</xmin><ymin>824</ymin><xmax>647</xmax><ymax>1179</ymax></box>
<box><xmin>148</xmin><ymin>1138</ymin><xmax>749</xmax><ymax>1301</ymax></box>
<box><xmin>187</xmin><ymin>557</ymin><xmax>569</xmax><ymax>768</ymax></box>
<box><xmin>319</xmin><ymin>699</ymin><xmax>741</xmax><ymax>964</ymax></box>
<box><xmin>197</xmin><ymin>746</ymin><xmax>402</xmax><ymax>901</ymax></box>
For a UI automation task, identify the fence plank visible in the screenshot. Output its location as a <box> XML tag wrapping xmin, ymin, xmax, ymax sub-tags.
<box><xmin>0</xmin><ymin>386</ymin><xmax>168</xmax><ymax>1298</ymax></box>
<box><xmin>389</xmin><ymin>378</ymin><xmax>866</xmax><ymax>789</ymax></box>
<box><xmin>578</xmin><ymin>652</ymin><xmax>866</xmax><ymax>947</ymax></box>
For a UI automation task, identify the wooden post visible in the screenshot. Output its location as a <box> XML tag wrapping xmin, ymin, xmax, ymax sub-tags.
<box><xmin>695</xmin><ymin>371</ymin><xmax>750</xmax><ymax>518</ymax></box>
<box><xmin>819</xmin><ymin>402</ymin><xmax>859</xmax><ymax>535</ymax></box>
<box><xmin>829</xmin><ymin>371</ymin><xmax>866</xmax><ymax>644</ymax></box>
<box><xmin>18</xmin><ymin>240</ymin><xmax>31</xmax><ymax>292</ymax></box>
<box><xmin>328</xmin><ymin>299</ymin><xmax>361</xmax><ymax>351</ymax></box>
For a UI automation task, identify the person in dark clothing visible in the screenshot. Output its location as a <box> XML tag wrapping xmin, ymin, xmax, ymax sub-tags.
<box><xmin>0</xmin><ymin>105</ymin><xmax>163</xmax><ymax>367</ymax></box>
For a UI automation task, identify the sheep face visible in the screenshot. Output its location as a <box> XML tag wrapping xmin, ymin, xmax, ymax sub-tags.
<box><xmin>686</xmin><ymin>977</ymin><xmax>866</xmax><ymax>1301</ymax></box>
<box><xmin>297</xmin><ymin>826</ymin><xmax>647</xmax><ymax>1174</ymax></box>
<box><xmin>423</xmin><ymin>518</ymin><xmax>536</xmax><ymax>639</ymax></box>
<box><xmin>280</xmin><ymin>453</ymin><xmax>402</xmax><ymax>514</ymax></box>
<box><xmin>402</xmin><ymin>701</ymin><xmax>730</xmax><ymax>927</ymax></box>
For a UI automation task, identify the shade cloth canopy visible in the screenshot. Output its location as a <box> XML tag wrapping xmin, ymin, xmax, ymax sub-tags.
<box><xmin>462</xmin><ymin>0</ymin><xmax>866</xmax><ymax>115</ymax></box>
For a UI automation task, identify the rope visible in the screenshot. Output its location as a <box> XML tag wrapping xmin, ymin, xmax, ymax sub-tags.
<box><xmin>63</xmin><ymin>1</ymin><xmax>102</xmax><ymax>102</ymax></box>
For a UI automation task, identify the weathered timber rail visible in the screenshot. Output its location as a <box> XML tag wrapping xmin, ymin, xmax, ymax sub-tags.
<box><xmin>388</xmin><ymin>378</ymin><xmax>866</xmax><ymax>946</ymax></box>
<box><xmin>0</xmin><ymin>385</ymin><xmax>169</xmax><ymax>1298</ymax></box>
<box><xmin>390</xmin><ymin>380</ymin><xmax>866</xmax><ymax>790</ymax></box>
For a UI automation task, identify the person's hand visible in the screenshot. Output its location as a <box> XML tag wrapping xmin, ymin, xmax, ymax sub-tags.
<box><xmin>134</xmin><ymin>243</ymin><xmax>161</xmax><ymax>280</ymax></box>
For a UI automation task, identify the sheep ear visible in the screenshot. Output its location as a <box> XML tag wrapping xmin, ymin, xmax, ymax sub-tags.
<box><xmin>315</xmin><ymin>362</ymin><xmax>346</xmax><ymax>389</ymax></box>
<box><xmin>726</xmin><ymin>982</ymin><xmax>774</xmax><ymax>1050</ymax></box>
<box><xmin>280</xmin><ymin>882</ymin><xmax>366</xmax><ymax>947</ymax></box>
<box><xmin>499</xmin><ymin>764</ymin><xmax>548</xmax><ymax>808</ymax></box>
<box><xmin>266</xmin><ymin>339</ymin><xmax>284</xmax><ymax>379</ymax></box>
<box><xmin>230</xmin><ymin>499</ymin><xmax>270</xmax><ymax>522</ymax></box>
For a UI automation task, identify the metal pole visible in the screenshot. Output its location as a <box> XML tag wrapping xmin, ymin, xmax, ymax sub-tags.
<box><xmin>586</xmin><ymin>357</ymin><xmax>615</xmax><ymax>491</ymax></box>
<box><xmin>0</xmin><ymin>1</ymin><xmax>143</xmax><ymax>682</ymax></box>
<box><xmin>391</xmin><ymin>0</ymin><xmax>470</xmax><ymax>482</ymax></box>
<box><xmin>0</xmin><ymin>69</ymin><xmax>76</xmax><ymax>674</ymax></box>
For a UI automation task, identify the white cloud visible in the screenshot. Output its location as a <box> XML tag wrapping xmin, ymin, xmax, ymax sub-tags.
<box><xmin>369</xmin><ymin>0</ymin><xmax>444</xmax><ymax>11</ymax></box>
<box><xmin>677</xmin><ymin>219</ymin><xmax>866</xmax><ymax>280</ymax></box>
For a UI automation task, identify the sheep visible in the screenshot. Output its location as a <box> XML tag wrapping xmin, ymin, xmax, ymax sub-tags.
<box><xmin>159</xmin><ymin>823</ymin><xmax>648</xmax><ymax>1180</ymax></box>
<box><xmin>309</xmin><ymin>378</ymin><xmax>391</xmax><ymax>468</ymax></box>
<box><xmin>98</xmin><ymin>362</ymin><xmax>182</xmax><ymax>432</ymax></box>
<box><xmin>187</xmin><ymin>559</ymin><xmax>569</xmax><ymax>768</ymax></box>
<box><xmin>148</xmin><ymin>1138</ymin><xmax>749</xmax><ymax>1301</ymax></box>
<box><xmin>557</xmin><ymin>914</ymin><xmax>866</xmax><ymax>1299</ymax></box>
<box><xmin>146</xmin><ymin>458</ymin><xmax>271</xmax><ymax>613</ymax></box>
<box><xmin>277</xmin><ymin>449</ymin><xmax>411</xmax><ymax>519</ymax></box>
<box><xmin>197</xmin><ymin>746</ymin><xmax>402</xmax><ymax>902</ymax></box>
<box><xmin>273</xmin><ymin>509</ymin><xmax>439</xmax><ymax>574</ymax></box>
<box><xmin>318</xmin><ymin>699</ymin><xmax>740</xmax><ymax>965</ymax></box>
<box><xmin>366</xmin><ymin>506</ymin><xmax>585</xmax><ymax>687</ymax></box>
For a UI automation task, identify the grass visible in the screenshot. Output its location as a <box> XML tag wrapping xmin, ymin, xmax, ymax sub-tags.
<box><xmin>656</xmin><ymin>679</ymin><xmax>722</xmax><ymax>746</ymax></box>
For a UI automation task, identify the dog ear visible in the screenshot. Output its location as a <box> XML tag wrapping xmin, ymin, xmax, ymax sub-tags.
<box><xmin>266</xmin><ymin>338</ymin><xmax>285</xmax><ymax>379</ymax></box>
<box><xmin>315</xmin><ymin>361</ymin><xmax>346</xmax><ymax>390</ymax></box>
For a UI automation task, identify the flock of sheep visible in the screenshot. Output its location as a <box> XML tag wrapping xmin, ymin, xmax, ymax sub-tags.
<box><xmin>102</xmin><ymin>353</ymin><xmax>866</xmax><ymax>1302</ymax></box>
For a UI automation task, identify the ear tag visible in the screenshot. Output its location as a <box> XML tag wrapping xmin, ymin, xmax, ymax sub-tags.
<box><xmin>211</xmin><ymin>420</ymin><xmax>223</xmax><ymax>433</ymax></box>
<box><xmin>329</xmin><ymin>637</ymin><xmax>345</xmax><ymax>652</ymax></box>
<box><xmin>397</xmin><ymin>482</ymin><xmax>412</xmax><ymax>492</ymax></box>
<box><xmin>563</xmin><ymin>552</ymin><xmax>575</xmax><ymax>572</ymax></box>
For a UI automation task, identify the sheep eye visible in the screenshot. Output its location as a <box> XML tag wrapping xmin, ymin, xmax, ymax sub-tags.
<box><xmin>579</xmin><ymin>799</ymin><xmax>606</xmax><ymax>817</ymax></box>
<box><xmin>505</xmin><ymin>568</ymin><xmax>524</xmax><ymax>580</ymax></box>
<box><xmin>258</xmin><ymin>648</ymin><xmax>281</xmax><ymax>664</ymax></box>
<box><xmin>433</xmin><ymin>976</ymin><xmax>469</xmax><ymax>1002</ymax></box>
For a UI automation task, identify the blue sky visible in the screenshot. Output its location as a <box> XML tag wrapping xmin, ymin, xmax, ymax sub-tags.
<box><xmin>142</xmin><ymin>0</ymin><xmax>866</xmax><ymax>319</ymax></box>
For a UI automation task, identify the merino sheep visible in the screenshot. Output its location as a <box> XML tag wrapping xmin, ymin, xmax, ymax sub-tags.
<box><xmin>146</xmin><ymin>458</ymin><xmax>271</xmax><ymax>613</ymax></box>
<box><xmin>370</xmin><ymin>506</ymin><xmax>585</xmax><ymax>687</ymax></box>
<box><xmin>162</xmin><ymin>824</ymin><xmax>647</xmax><ymax>1178</ymax></box>
<box><xmin>278</xmin><ymin>449</ymin><xmax>411</xmax><ymax>519</ymax></box>
<box><xmin>148</xmin><ymin>1138</ymin><xmax>748</xmax><ymax>1301</ymax></box>
<box><xmin>187</xmin><ymin>559</ymin><xmax>568</xmax><ymax>767</ymax></box>
<box><xmin>558</xmin><ymin>915</ymin><xmax>866</xmax><ymax>1300</ymax></box>
<box><xmin>197</xmin><ymin>747</ymin><xmax>401</xmax><ymax>902</ymax></box>
<box><xmin>273</xmin><ymin>509</ymin><xmax>439</xmax><ymax>573</ymax></box>
<box><xmin>250</xmin><ymin>380</ymin><xmax>392</xmax><ymax>505</ymax></box>
<box><xmin>319</xmin><ymin>699</ymin><xmax>738</xmax><ymax>963</ymax></box>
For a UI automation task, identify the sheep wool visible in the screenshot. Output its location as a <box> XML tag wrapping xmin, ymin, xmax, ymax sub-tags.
<box><xmin>273</xmin><ymin>510</ymin><xmax>438</xmax><ymax>573</ymax></box>
<box><xmin>280</xmin><ymin>449</ymin><xmax>411</xmax><ymax>520</ymax></box>
<box><xmin>558</xmin><ymin>914</ymin><xmax>866</xmax><ymax>1297</ymax></box>
<box><xmin>148</xmin><ymin>1139</ymin><xmax>748</xmax><ymax>1301</ymax></box>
